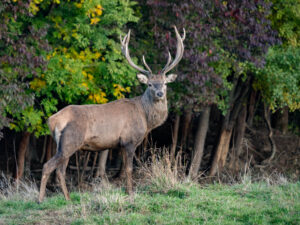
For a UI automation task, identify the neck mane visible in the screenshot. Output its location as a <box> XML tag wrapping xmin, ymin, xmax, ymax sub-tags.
<box><xmin>141</xmin><ymin>89</ymin><xmax>168</xmax><ymax>131</ymax></box>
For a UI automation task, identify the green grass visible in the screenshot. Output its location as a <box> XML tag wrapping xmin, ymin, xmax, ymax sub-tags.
<box><xmin>0</xmin><ymin>181</ymin><xmax>299</xmax><ymax>225</ymax></box>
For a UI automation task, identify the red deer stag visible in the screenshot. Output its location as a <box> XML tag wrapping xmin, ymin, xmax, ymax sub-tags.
<box><xmin>38</xmin><ymin>26</ymin><xmax>185</xmax><ymax>203</ymax></box>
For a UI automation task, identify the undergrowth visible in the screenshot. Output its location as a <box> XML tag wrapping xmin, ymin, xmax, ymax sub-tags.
<box><xmin>0</xmin><ymin>151</ymin><xmax>299</xmax><ymax>225</ymax></box>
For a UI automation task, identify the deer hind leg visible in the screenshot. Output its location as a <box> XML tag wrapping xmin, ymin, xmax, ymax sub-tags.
<box><xmin>39</xmin><ymin>123</ymin><xmax>84</xmax><ymax>203</ymax></box>
<box><xmin>56</xmin><ymin>158</ymin><xmax>70</xmax><ymax>201</ymax></box>
<box><xmin>38</xmin><ymin>153</ymin><xmax>66</xmax><ymax>203</ymax></box>
<box><xmin>123</xmin><ymin>144</ymin><xmax>135</xmax><ymax>195</ymax></box>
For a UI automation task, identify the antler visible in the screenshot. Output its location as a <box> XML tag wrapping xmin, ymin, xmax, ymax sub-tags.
<box><xmin>161</xmin><ymin>26</ymin><xmax>185</xmax><ymax>74</ymax></box>
<box><xmin>120</xmin><ymin>30</ymin><xmax>152</xmax><ymax>75</ymax></box>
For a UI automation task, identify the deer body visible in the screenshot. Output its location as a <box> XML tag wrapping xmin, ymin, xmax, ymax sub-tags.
<box><xmin>38</xmin><ymin>26</ymin><xmax>184</xmax><ymax>203</ymax></box>
<box><xmin>48</xmin><ymin>93</ymin><xmax>168</xmax><ymax>152</ymax></box>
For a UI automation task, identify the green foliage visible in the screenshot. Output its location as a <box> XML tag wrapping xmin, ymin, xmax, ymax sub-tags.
<box><xmin>254</xmin><ymin>0</ymin><xmax>300</xmax><ymax>113</ymax></box>
<box><xmin>254</xmin><ymin>46</ymin><xmax>300</xmax><ymax>111</ymax></box>
<box><xmin>0</xmin><ymin>0</ymin><xmax>49</xmax><ymax>135</ymax></box>
<box><xmin>6</xmin><ymin>0</ymin><xmax>139</xmax><ymax>136</ymax></box>
<box><xmin>270</xmin><ymin>0</ymin><xmax>300</xmax><ymax>47</ymax></box>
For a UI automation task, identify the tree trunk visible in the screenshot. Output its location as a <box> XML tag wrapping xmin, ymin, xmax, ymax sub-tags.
<box><xmin>247</xmin><ymin>90</ymin><xmax>257</xmax><ymax>126</ymax></box>
<box><xmin>180</xmin><ymin>110</ymin><xmax>193</xmax><ymax>149</ymax></box>
<box><xmin>209</xmin><ymin>128</ymin><xmax>233</xmax><ymax>176</ymax></box>
<box><xmin>274</xmin><ymin>106</ymin><xmax>289</xmax><ymax>134</ymax></box>
<box><xmin>91</xmin><ymin>152</ymin><xmax>99</xmax><ymax>175</ymax></box>
<box><xmin>80</xmin><ymin>151</ymin><xmax>91</xmax><ymax>182</ymax></box>
<box><xmin>263</xmin><ymin>104</ymin><xmax>277</xmax><ymax>163</ymax></box>
<box><xmin>15</xmin><ymin>132</ymin><xmax>31</xmax><ymax>181</ymax></box>
<box><xmin>40</xmin><ymin>136</ymin><xmax>48</xmax><ymax>163</ymax></box>
<box><xmin>4</xmin><ymin>136</ymin><xmax>9</xmax><ymax>174</ymax></box>
<box><xmin>170</xmin><ymin>114</ymin><xmax>180</xmax><ymax>163</ymax></box>
<box><xmin>229</xmin><ymin>105</ymin><xmax>247</xmax><ymax>171</ymax></box>
<box><xmin>188</xmin><ymin>106</ymin><xmax>211</xmax><ymax>179</ymax></box>
<box><xmin>46</xmin><ymin>136</ymin><xmax>53</xmax><ymax>162</ymax></box>
<box><xmin>24</xmin><ymin>136</ymin><xmax>36</xmax><ymax>178</ymax></box>
<box><xmin>95</xmin><ymin>150</ymin><xmax>109</xmax><ymax>179</ymax></box>
<box><xmin>209</xmin><ymin>76</ymin><xmax>251</xmax><ymax>176</ymax></box>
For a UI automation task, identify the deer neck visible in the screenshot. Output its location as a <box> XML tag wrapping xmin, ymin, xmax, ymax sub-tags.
<box><xmin>141</xmin><ymin>89</ymin><xmax>168</xmax><ymax>131</ymax></box>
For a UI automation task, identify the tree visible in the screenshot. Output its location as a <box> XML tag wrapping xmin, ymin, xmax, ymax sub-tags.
<box><xmin>0</xmin><ymin>0</ymin><xmax>50</xmax><ymax>137</ymax></box>
<box><xmin>253</xmin><ymin>0</ymin><xmax>300</xmax><ymax>134</ymax></box>
<box><xmin>144</xmin><ymin>0</ymin><xmax>278</xmax><ymax>176</ymax></box>
<box><xmin>7</xmin><ymin>0</ymin><xmax>139</xmax><ymax>137</ymax></box>
<box><xmin>1</xmin><ymin>0</ymin><xmax>139</xmax><ymax>180</ymax></box>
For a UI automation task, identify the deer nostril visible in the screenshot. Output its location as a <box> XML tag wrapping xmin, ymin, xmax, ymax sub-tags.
<box><xmin>157</xmin><ymin>92</ymin><xmax>164</xmax><ymax>97</ymax></box>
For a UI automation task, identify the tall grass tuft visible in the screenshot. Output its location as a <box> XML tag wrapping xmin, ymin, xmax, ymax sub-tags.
<box><xmin>0</xmin><ymin>173</ymin><xmax>39</xmax><ymax>201</ymax></box>
<box><xmin>136</xmin><ymin>147</ymin><xmax>189</xmax><ymax>193</ymax></box>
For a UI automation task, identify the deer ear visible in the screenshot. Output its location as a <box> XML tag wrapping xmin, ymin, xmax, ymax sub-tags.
<box><xmin>165</xmin><ymin>74</ymin><xmax>177</xmax><ymax>83</ymax></box>
<box><xmin>137</xmin><ymin>74</ymin><xmax>148</xmax><ymax>84</ymax></box>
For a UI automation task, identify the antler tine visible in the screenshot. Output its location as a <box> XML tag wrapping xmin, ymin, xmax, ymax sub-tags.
<box><xmin>161</xmin><ymin>51</ymin><xmax>172</xmax><ymax>73</ymax></box>
<box><xmin>142</xmin><ymin>55</ymin><xmax>152</xmax><ymax>74</ymax></box>
<box><xmin>162</xmin><ymin>26</ymin><xmax>185</xmax><ymax>74</ymax></box>
<box><xmin>120</xmin><ymin>30</ymin><xmax>151</xmax><ymax>75</ymax></box>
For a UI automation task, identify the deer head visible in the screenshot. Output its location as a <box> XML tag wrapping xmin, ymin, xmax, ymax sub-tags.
<box><xmin>120</xmin><ymin>26</ymin><xmax>185</xmax><ymax>101</ymax></box>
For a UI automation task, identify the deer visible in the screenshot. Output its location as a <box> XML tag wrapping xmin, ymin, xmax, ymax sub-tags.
<box><xmin>38</xmin><ymin>26</ymin><xmax>185</xmax><ymax>203</ymax></box>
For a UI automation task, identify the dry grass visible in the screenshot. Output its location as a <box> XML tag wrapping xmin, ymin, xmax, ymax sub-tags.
<box><xmin>135</xmin><ymin>147</ymin><xmax>191</xmax><ymax>193</ymax></box>
<box><xmin>0</xmin><ymin>173</ymin><xmax>39</xmax><ymax>201</ymax></box>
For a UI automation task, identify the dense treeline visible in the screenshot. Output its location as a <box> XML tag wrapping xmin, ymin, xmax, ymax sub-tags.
<box><xmin>0</xmin><ymin>0</ymin><xmax>299</xmax><ymax>182</ymax></box>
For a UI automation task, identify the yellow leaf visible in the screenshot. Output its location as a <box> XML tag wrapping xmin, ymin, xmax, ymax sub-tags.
<box><xmin>29</xmin><ymin>2</ymin><xmax>39</xmax><ymax>15</ymax></box>
<box><xmin>10</xmin><ymin>123</ymin><xmax>17</xmax><ymax>129</ymax></box>
<box><xmin>94</xmin><ymin>93</ymin><xmax>101</xmax><ymax>103</ymax></box>
<box><xmin>30</xmin><ymin>78</ymin><xmax>46</xmax><ymax>90</ymax></box>
<box><xmin>82</xmin><ymin>82</ymin><xmax>88</xmax><ymax>89</ymax></box>
<box><xmin>95</xmin><ymin>8</ymin><xmax>103</xmax><ymax>16</ymax></box>
<box><xmin>82</xmin><ymin>71</ymin><xmax>88</xmax><ymax>77</ymax></box>
<box><xmin>94</xmin><ymin>52</ymin><xmax>101</xmax><ymax>59</ymax></box>
<box><xmin>75</xmin><ymin>3</ymin><xmax>82</xmax><ymax>8</ymax></box>
<box><xmin>90</xmin><ymin>17</ymin><xmax>100</xmax><ymax>25</ymax></box>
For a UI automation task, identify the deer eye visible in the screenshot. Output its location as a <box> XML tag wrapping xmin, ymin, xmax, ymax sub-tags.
<box><xmin>148</xmin><ymin>83</ymin><xmax>152</xmax><ymax>87</ymax></box>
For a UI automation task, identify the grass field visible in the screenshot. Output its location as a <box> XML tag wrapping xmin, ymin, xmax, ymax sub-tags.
<box><xmin>0</xmin><ymin>177</ymin><xmax>299</xmax><ymax>225</ymax></box>
<box><xmin>1</xmin><ymin>153</ymin><xmax>299</xmax><ymax>225</ymax></box>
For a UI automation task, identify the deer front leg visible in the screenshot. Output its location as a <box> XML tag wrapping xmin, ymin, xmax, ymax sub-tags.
<box><xmin>123</xmin><ymin>144</ymin><xmax>135</xmax><ymax>195</ymax></box>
